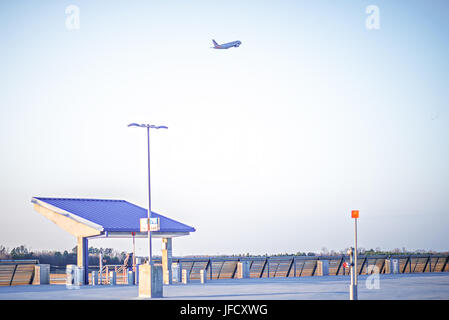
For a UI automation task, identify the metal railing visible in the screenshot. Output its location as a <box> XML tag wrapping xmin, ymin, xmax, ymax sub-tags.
<box><xmin>99</xmin><ymin>265</ymin><xmax>131</xmax><ymax>284</ymax></box>
<box><xmin>48</xmin><ymin>265</ymin><xmax>133</xmax><ymax>285</ymax></box>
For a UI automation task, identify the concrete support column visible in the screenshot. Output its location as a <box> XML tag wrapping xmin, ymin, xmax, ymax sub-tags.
<box><xmin>237</xmin><ymin>261</ymin><xmax>250</xmax><ymax>279</ymax></box>
<box><xmin>317</xmin><ymin>260</ymin><xmax>329</xmax><ymax>276</ymax></box>
<box><xmin>77</xmin><ymin>237</ymin><xmax>89</xmax><ymax>285</ymax></box>
<box><xmin>200</xmin><ymin>269</ymin><xmax>207</xmax><ymax>284</ymax></box>
<box><xmin>162</xmin><ymin>238</ymin><xmax>173</xmax><ymax>284</ymax></box>
<box><xmin>32</xmin><ymin>264</ymin><xmax>50</xmax><ymax>285</ymax></box>
<box><xmin>182</xmin><ymin>269</ymin><xmax>189</xmax><ymax>284</ymax></box>
<box><xmin>385</xmin><ymin>259</ymin><xmax>399</xmax><ymax>274</ymax></box>
<box><xmin>139</xmin><ymin>264</ymin><xmax>163</xmax><ymax>298</ymax></box>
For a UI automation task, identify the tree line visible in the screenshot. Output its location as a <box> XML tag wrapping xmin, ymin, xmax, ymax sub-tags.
<box><xmin>183</xmin><ymin>247</ymin><xmax>448</xmax><ymax>258</ymax></box>
<box><xmin>1</xmin><ymin>245</ymin><xmax>446</xmax><ymax>265</ymax></box>
<box><xmin>0</xmin><ymin>245</ymin><xmax>128</xmax><ymax>266</ymax></box>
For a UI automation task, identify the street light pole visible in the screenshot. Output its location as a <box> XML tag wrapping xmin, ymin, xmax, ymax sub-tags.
<box><xmin>128</xmin><ymin>123</ymin><xmax>168</xmax><ymax>267</ymax></box>
<box><xmin>147</xmin><ymin>126</ymin><xmax>152</xmax><ymax>266</ymax></box>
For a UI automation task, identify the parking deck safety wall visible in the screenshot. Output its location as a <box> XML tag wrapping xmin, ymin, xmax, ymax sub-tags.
<box><xmin>163</xmin><ymin>254</ymin><xmax>449</xmax><ymax>281</ymax></box>
<box><xmin>2</xmin><ymin>254</ymin><xmax>448</xmax><ymax>285</ymax></box>
<box><xmin>0</xmin><ymin>260</ymin><xmax>39</xmax><ymax>286</ymax></box>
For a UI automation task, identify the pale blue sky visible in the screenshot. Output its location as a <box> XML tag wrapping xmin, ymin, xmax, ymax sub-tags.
<box><xmin>0</xmin><ymin>1</ymin><xmax>448</xmax><ymax>256</ymax></box>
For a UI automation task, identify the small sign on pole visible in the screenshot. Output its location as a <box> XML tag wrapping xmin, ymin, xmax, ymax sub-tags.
<box><xmin>351</xmin><ymin>210</ymin><xmax>359</xmax><ymax>219</ymax></box>
<box><xmin>149</xmin><ymin>217</ymin><xmax>160</xmax><ymax>231</ymax></box>
<box><xmin>140</xmin><ymin>218</ymin><xmax>160</xmax><ymax>232</ymax></box>
<box><xmin>140</xmin><ymin>218</ymin><xmax>149</xmax><ymax>232</ymax></box>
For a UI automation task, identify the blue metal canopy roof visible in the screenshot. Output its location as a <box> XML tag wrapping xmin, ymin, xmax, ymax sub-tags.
<box><xmin>31</xmin><ymin>197</ymin><xmax>195</xmax><ymax>234</ymax></box>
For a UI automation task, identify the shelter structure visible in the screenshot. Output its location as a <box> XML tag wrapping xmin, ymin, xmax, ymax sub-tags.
<box><xmin>31</xmin><ymin>197</ymin><xmax>195</xmax><ymax>284</ymax></box>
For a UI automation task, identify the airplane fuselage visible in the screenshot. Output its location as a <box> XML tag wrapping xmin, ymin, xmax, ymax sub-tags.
<box><xmin>213</xmin><ymin>40</ymin><xmax>241</xmax><ymax>49</ymax></box>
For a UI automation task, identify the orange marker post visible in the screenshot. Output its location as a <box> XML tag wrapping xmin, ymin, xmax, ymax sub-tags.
<box><xmin>351</xmin><ymin>210</ymin><xmax>359</xmax><ymax>300</ymax></box>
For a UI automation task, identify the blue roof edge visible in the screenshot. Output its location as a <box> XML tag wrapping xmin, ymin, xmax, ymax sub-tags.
<box><xmin>31</xmin><ymin>196</ymin><xmax>196</xmax><ymax>233</ymax></box>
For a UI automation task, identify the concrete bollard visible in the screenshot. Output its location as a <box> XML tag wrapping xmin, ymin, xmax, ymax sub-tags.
<box><xmin>138</xmin><ymin>264</ymin><xmax>163</xmax><ymax>298</ymax></box>
<box><xmin>317</xmin><ymin>260</ymin><xmax>329</xmax><ymax>276</ymax></box>
<box><xmin>74</xmin><ymin>267</ymin><xmax>84</xmax><ymax>286</ymax></box>
<box><xmin>385</xmin><ymin>259</ymin><xmax>399</xmax><ymax>274</ymax></box>
<box><xmin>66</xmin><ymin>265</ymin><xmax>84</xmax><ymax>287</ymax></box>
<box><xmin>109</xmin><ymin>271</ymin><xmax>117</xmax><ymax>285</ymax></box>
<box><xmin>128</xmin><ymin>270</ymin><xmax>135</xmax><ymax>285</ymax></box>
<box><xmin>66</xmin><ymin>265</ymin><xmax>76</xmax><ymax>286</ymax></box>
<box><xmin>200</xmin><ymin>269</ymin><xmax>207</xmax><ymax>284</ymax></box>
<box><xmin>66</xmin><ymin>266</ymin><xmax>82</xmax><ymax>286</ymax></box>
<box><xmin>172</xmin><ymin>262</ymin><xmax>182</xmax><ymax>283</ymax></box>
<box><xmin>162</xmin><ymin>238</ymin><xmax>173</xmax><ymax>285</ymax></box>
<box><xmin>33</xmin><ymin>264</ymin><xmax>50</xmax><ymax>285</ymax></box>
<box><xmin>237</xmin><ymin>261</ymin><xmax>250</xmax><ymax>279</ymax></box>
<box><xmin>91</xmin><ymin>271</ymin><xmax>98</xmax><ymax>285</ymax></box>
<box><xmin>182</xmin><ymin>269</ymin><xmax>190</xmax><ymax>284</ymax></box>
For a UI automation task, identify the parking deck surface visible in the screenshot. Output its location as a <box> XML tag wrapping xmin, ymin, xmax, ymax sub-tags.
<box><xmin>0</xmin><ymin>273</ymin><xmax>448</xmax><ymax>300</ymax></box>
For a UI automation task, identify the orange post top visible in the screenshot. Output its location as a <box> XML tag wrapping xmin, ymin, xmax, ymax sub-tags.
<box><xmin>351</xmin><ymin>210</ymin><xmax>359</xmax><ymax>218</ymax></box>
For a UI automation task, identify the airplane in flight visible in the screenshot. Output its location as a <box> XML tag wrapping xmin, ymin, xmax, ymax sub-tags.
<box><xmin>211</xmin><ymin>39</ymin><xmax>242</xmax><ymax>49</ymax></box>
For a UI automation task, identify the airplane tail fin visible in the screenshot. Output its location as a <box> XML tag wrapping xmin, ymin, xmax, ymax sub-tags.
<box><xmin>212</xmin><ymin>39</ymin><xmax>219</xmax><ymax>47</ymax></box>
